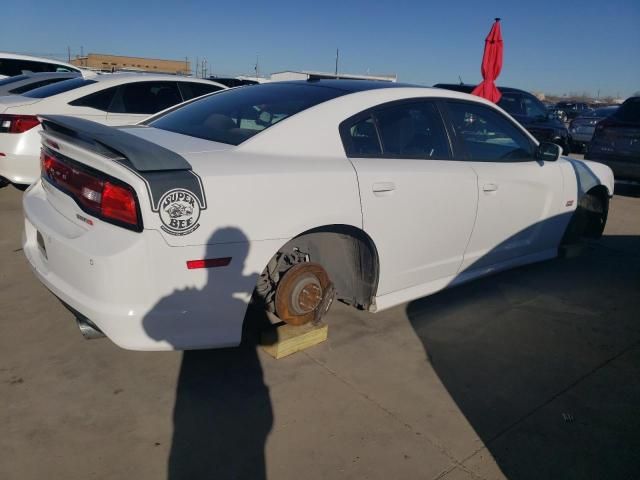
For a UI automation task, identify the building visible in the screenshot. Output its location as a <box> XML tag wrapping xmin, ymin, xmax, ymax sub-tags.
<box><xmin>71</xmin><ymin>53</ymin><xmax>190</xmax><ymax>75</ymax></box>
<box><xmin>269</xmin><ymin>70</ymin><xmax>397</xmax><ymax>82</ymax></box>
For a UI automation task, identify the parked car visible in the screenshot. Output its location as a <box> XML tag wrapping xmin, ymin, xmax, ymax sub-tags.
<box><xmin>207</xmin><ymin>76</ymin><xmax>259</xmax><ymax>88</ymax></box>
<box><xmin>22</xmin><ymin>80</ymin><xmax>613</xmax><ymax>350</ymax></box>
<box><xmin>586</xmin><ymin>96</ymin><xmax>640</xmax><ymax>181</ymax></box>
<box><xmin>0</xmin><ymin>52</ymin><xmax>81</xmax><ymax>79</ymax></box>
<box><xmin>0</xmin><ymin>73</ymin><xmax>226</xmax><ymax>186</ymax></box>
<box><xmin>434</xmin><ymin>84</ymin><xmax>571</xmax><ymax>153</ymax></box>
<box><xmin>569</xmin><ymin>106</ymin><xmax>618</xmax><ymax>152</ymax></box>
<box><xmin>0</xmin><ymin>72</ymin><xmax>80</xmax><ymax>96</ymax></box>
<box><xmin>555</xmin><ymin>101</ymin><xmax>593</xmax><ymax>123</ymax></box>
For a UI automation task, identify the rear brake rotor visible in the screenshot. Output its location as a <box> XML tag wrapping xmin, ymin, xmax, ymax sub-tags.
<box><xmin>275</xmin><ymin>262</ymin><xmax>331</xmax><ymax>326</ymax></box>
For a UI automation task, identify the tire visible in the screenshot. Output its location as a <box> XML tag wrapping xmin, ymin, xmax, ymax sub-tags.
<box><xmin>581</xmin><ymin>193</ymin><xmax>608</xmax><ymax>238</ymax></box>
<box><xmin>562</xmin><ymin>193</ymin><xmax>607</xmax><ymax>244</ymax></box>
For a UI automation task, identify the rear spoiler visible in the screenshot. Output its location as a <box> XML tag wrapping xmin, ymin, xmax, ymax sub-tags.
<box><xmin>39</xmin><ymin>115</ymin><xmax>191</xmax><ymax>172</ymax></box>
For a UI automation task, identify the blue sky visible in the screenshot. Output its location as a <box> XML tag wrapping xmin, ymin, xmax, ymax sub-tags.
<box><xmin>3</xmin><ymin>0</ymin><xmax>639</xmax><ymax>97</ymax></box>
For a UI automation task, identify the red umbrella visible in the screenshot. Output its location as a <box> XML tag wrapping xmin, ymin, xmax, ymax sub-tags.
<box><xmin>471</xmin><ymin>18</ymin><xmax>503</xmax><ymax>103</ymax></box>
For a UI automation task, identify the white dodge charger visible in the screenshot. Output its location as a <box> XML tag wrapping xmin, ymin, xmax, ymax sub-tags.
<box><xmin>22</xmin><ymin>80</ymin><xmax>614</xmax><ymax>350</ymax></box>
<box><xmin>0</xmin><ymin>73</ymin><xmax>225</xmax><ymax>186</ymax></box>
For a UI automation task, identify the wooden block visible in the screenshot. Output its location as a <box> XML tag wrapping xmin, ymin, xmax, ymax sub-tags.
<box><xmin>261</xmin><ymin>322</ymin><xmax>328</xmax><ymax>359</ymax></box>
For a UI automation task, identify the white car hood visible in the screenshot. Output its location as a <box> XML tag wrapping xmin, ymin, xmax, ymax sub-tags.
<box><xmin>119</xmin><ymin>126</ymin><xmax>233</xmax><ymax>155</ymax></box>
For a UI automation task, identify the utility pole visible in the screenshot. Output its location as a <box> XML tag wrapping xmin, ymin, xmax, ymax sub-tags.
<box><xmin>67</xmin><ymin>46</ymin><xmax>71</xmax><ymax>62</ymax></box>
<box><xmin>185</xmin><ymin>56</ymin><xmax>188</xmax><ymax>75</ymax></box>
<box><xmin>335</xmin><ymin>48</ymin><xmax>339</xmax><ymax>77</ymax></box>
<box><xmin>80</xmin><ymin>45</ymin><xmax>84</xmax><ymax>57</ymax></box>
<box><xmin>255</xmin><ymin>55</ymin><xmax>259</xmax><ymax>79</ymax></box>
<box><xmin>195</xmin><ymin>56</ymin><xmax>199</xmax><ymax>77</ymax></box>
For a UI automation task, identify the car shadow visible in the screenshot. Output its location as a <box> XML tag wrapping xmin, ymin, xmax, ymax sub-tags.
<box><xmin>406</xmin><ymin>231</ymin><xmax>640</xmax><ymax>479</ymax></box>
<box><xmin>142</xmin><ymin>227</ymin><xmax>274</xmax><ymax>480</ymax></box>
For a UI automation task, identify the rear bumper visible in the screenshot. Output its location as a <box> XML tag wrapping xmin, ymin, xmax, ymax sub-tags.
<box><xmin>22</xmin><ymin>181</ymin><xmax>257</xmax><ymax>350</ymax></box>
<box><xmin>0</xmin><ymin>151</ymin><xmax>39</xmax><ymax>185</ymax></box>
<box><xmin>0</xmin><ymin>129</ymin><xmax>41</xmax><ymax>185</ymax></box>
<box><xmin>585</xmin><ymin>152</ymin><xmax>640</xmax><ymax>182</ymax></box>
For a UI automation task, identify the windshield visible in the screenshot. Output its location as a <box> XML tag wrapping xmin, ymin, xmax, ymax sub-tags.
<box><xmin>498</xmin><ymin>93</ymin><xmax>547</xmax><ymax>119</ymax></box>
<box><xmin>0</xmin><ymin>75</ymin><xmax>29</xmax><ymax>86</ymax></box>
<box><xmin>23</xmin><ymin>78</ymin><xmax>96</xmax><ymax>98</ymax></box>
<box><xmin>149</xmin><ymin>83</ymin><xmax>349</xmax><ymax>145</ymax></box>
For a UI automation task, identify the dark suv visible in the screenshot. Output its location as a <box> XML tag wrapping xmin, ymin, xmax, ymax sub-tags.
<box><xmin>434</xmin><ymin>84</ymin><xmax>571</xmax><ymax>154</ymax></box>
<box><xmin>585</xmin><ymin>97</ymin><xmax>640</xmax><ymax>181</ymax></box>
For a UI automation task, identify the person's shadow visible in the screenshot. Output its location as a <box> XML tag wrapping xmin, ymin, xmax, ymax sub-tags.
<box><xmin>143</xmin><ymin>227</ymin><xmax>273</xmax><ymax>479</ymax></box>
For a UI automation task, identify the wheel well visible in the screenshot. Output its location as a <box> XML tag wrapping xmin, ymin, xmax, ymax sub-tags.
<box><xmin>259</xmin><ymin>225</ymin><xmax>380</xmax><ymax>311</ymax></box>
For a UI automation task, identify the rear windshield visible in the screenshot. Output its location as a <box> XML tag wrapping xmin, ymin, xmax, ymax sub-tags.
<box><xmin>149</xmin><ymin>83</ymin><xmax>349</xmax><ymax>145</ymax></box>
<box><xmin>23</xmin><ymin>78</ymin><xmax>97</xmax><ymax>98</ymax></box>
<box><xmin>0</xmin><ymin>75</ymin><xmax>29</xmax><ymax>86</ymax></box>
<box><xmin>613</xmin><ymin>98</ymin><xmax>640</xmax><ymax>123</ymax></box>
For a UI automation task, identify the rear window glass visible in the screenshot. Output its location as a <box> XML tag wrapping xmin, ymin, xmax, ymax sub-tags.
<box><xmin>149</xmin><ymin>83</ymin><xmax>348</xmax><ymax>145</ymax></box>
<box><xmin>0</xmin><ymin>74</ymin><xmax>29</xmax><ymax>86</ymax></box>
<box><xmin>10</xmin><ymin>77</ymin><xmax>69</xmax><ymax>94</ymax></box>
<box><xmin>23</xmin><ymin>78</ymin><xmax>96</xmax><ymax>98</ymax></box>
<box><xmin>613</xmin><ymin>98</ymin><xmax>640</xmax><ymax>123</ymax></box>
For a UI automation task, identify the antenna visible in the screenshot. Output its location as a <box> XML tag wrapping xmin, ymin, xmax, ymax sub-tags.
<box><xmin>255</xmin><ymin>55</ymin><xmax>259</xmax><ymax>78</ymax></box>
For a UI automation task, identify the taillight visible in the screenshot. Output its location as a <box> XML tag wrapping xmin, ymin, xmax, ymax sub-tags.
<box><xmin>0</xmin><ymin>114</ymin><xmax>40</xmax><ymax>134</ymax></box>
<box><xmin>102</xmin><ymin>181</ymin><xmax>138</xmax><ymax>226</ymax></box>
<box><xmin>40</xmin><ymin>148</ymin><xmax>141</xmax><ymax>231</ymax></box>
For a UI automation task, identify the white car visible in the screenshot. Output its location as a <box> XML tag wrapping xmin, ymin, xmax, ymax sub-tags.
<box><xmin>22</xmin><ymin>80</ymin><xmax>614</xmax><ymax>351</ymax></box>
<box><xmin>0</xmin><ymin>52</ymin><xmax>81</xmax><ymax>79</ymax></box>
<box><xmin>0</xmin><ymin>73</ymin><xmax>226</xmax><ymax>186</ymax></box>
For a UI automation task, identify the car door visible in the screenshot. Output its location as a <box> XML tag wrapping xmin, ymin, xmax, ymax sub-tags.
<box><xmin>443</xmin><ymin>100</ymin><xmax>565</xmax><ymax>273</ymax></box>
<box><xmin>106</xmin><ymin>81</ymin><xmax>182</xmax><ymax>125</ymax></box>
<box><xmin>344</xmin><ymin>99</ymin><xmax>478</xmax><ymax>296</ymax></box>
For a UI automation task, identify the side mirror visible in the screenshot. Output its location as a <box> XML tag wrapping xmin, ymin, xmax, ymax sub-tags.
<box><xmin>536</xmin><ymin>142</ymin><xmax>561</xmax><ymax>162</ymax></box>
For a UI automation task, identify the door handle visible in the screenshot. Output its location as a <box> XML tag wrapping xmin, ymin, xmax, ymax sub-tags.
<box><xmin>482</xmin><ymin>183</ymin><xmax>499</xmax><ymax>192</ymax></box>
<box><xmin>372</xmin><ymin>182</ymin><xmax>396</xmax><ymax>196</ymax></box>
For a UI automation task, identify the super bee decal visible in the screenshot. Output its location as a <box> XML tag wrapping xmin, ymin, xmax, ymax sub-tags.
<box><xmin>116</xmin><ymin>162</ymin><xmax>208</xmax><ymax>237</ymax></box>
<box><xmin>158</xmin><ymin>188</ymin><xmax>201</xmax><ymax>236</ymax></box>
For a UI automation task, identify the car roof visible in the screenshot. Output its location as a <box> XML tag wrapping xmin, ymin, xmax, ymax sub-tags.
<box><xmin>274</xmin><ymin>79</ymin><xmax>417</xmax><ymax>93</ymax></box>
<box><xmin>433</xmin><ymin>83</ymin><xmax>532</xmax><ymax>96</ymax></box>
<box><xmin>0</xmin><ymin>52</ymin><xmax>81</xmax><ymax>71</ymax></box>
<box><xmin>86</xmin><ymin>72</ymin><xmax>225</xmax><ymax>86</ymax></box>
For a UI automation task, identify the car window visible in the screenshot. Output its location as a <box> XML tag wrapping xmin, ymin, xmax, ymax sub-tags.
<box><xmin>0</xmin><ymin>59</ymin><xmax>76</xmax><ymax>77</ymax></box>
<box><xmin>23</xmin><ymin>78</ymin><xmax>96</xmax><ymax>98</ymax></box>
<box><xmin>178</xmin><ymin>82</ymin><xmax>223</xmax><ymax>101</ymax></box>
<box><xmin>613</xmin><ymin>98</ymin><xmax>640</xmax><ymax>123</ymax></box>
<box><xmin>9</xmin><ymin>77</ymin><xmax>69</xmax><ymax>94</ymax></box>
<box><xmin>69</xmin><ymin>86</ymin><xmax>118</xmax><ymax>111</ymax></box>
<box><xmin>343</xmin><ymin>115</ymin><xmax>382</xmax><ymax>156</ymax></box>
<box><xmin>521</xmin><ymin>95</ymin><xmax>547</xmax><ymax>118</ymax></box>
<box><xmin>372</xmin><ymin>101</ymin><xmax>451</xmax><ymax>159</ymax></box>
<box><xmin>109</xmin><ymin>81</ymin><xmax>182</xmax><ymax>114</ymax></box>
<box><xmin>0</xmin><ymin>74</ymin><xmax>29</xmax><ymax>86</ymax></box>
<box><xmin>447</xmin><ymin>101</ymin><xmax>534</xmax><ymax>162</ymax></box>
<box><xmin>149</xmin><ymin>83</ymin><xmax>348</xmax><ymax>145</ymax></box>
<box><xmin>497</xmin><ymin>93</ymin><xmax>526</xmax><ymax>116</ymax></box>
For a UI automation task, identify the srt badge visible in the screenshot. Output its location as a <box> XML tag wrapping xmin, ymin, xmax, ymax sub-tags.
<box><xmin>159</xmin><ymin>189</ymin><xmax>201</xmax><ymax>236</ymax></box>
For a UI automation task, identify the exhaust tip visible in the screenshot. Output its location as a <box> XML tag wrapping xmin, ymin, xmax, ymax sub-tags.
<box><xmin>76</xmin><ymin>317</ymin><xmax>105</xmax><ymax>340</ymax></box>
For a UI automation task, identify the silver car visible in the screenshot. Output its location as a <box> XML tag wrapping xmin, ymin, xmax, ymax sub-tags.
<box><xmin>569</xmin><ymin>106</ymin><xmax>618</xmax><ymax>151</ymax></box>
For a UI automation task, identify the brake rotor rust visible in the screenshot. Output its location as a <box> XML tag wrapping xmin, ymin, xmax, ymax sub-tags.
<box><xmin>275</xmin><ymin>262</ymin><xmax>331</xmax><ymax>326</ymax></box>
